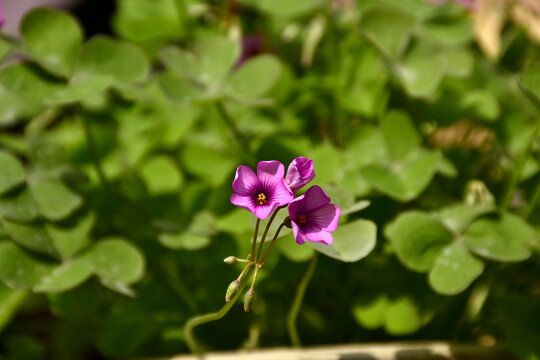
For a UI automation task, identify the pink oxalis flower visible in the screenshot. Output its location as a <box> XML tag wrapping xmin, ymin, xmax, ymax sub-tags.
<box><xmin>288</xmin><ymin>185</ymin><xmax>340</xmax><ymax>245</ymax></box>
<box><xmin>231</xmin><ymin>161</ymin><xmax>294</xmax><ymax>220</ymax></box>
<box><xmin>285</xmin><ymin>157</ymin><xmax>315</xmax><ymax>194</ymax></box>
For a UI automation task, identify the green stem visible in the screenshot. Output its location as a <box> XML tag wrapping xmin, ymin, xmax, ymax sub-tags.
<box><xmin>249</xmin><ymin>265</ymin><xmax>260</xmax><ymax>292</ymax></box>
<box><xmin>81</xmin><ymin>115</ymin><xmax>109</xmax><ymax>187</ymax></box>
<box><xmin>251</xmin><ymin>219</ymin><xmax>260</xmax><ymax>263</ymax></box>
<box><xmin>502</xmin><ymin>128</ymin><xmax>538</xmax><ymax>209</ymax></box>
<box><xmin>184</xmin><ymin>267</ymin><xmax>254</xmax><ymax>355</ymax></box>
<box><xmin>255</xmin><ymin>209</ymin><xmax>281</xmax><ymax>262</ymax></box>
<box><xmin>215</xmin><ymin>102</ymin><xmax>253</xmax><ymax>161</ymax></box>
<box><xmin>173</xmin><ymin>0</ymin><xmax>188</xmax><ymax>31</ymax></box>
<box><xmin>287</xmin><ymin>253</ymin><xmax>318</xmax><ymax>347</ymax></box>
<box><xmin>525</xmin><ymin>176</ymin><xmax>540</xmax><ymax>219</ymax></box>
<box><xmin>259</xmin><ymin>223</ymin><xmax>286</xmax><ymax>266</ymax></box>
<box><xmin>161</xmin><ymin>258</ymin><xmax>199</xmax><ymax>313</ymax></box>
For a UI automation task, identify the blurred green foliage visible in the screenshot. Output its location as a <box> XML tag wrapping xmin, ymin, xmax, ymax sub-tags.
<box><xmin>0</xmin><ymin>0</ymin><xmax>540</xmax><ymax>359</ymax></box>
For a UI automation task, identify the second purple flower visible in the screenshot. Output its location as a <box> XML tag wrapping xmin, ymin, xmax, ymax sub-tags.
<box><xmin>288</xmin><ymin>185</ymin><xmax>340</xmax><ymax>245</ymax></box>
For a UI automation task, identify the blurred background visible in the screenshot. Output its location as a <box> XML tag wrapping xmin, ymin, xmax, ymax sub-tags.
<box><xmin>0</xmin><ymin>0</ymin><xmax>540</xmax><ymax>359</ymax></box>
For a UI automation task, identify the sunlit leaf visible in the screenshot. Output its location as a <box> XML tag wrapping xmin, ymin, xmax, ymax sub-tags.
<box><xmin>226</xmin><ymin>55</ymin><xmax>282</xmax><ymax>98</ymax></box>
<box><xmin>21</xmin><ymin>8</ymin><xmax>83</xmax><ymax>77</ymax></box>
<box><xmin>180</xmin><ymin>143</ymin><xmax>235</xmax><ymax>187</ymax></box>
<box><xmin>429</xmin><ymin>242</ymin><xmax>484</xmax><ymax>295</ymax></box>
<box><xmin>194</xmin><ymin>36</ymin><xmax>240</xmax><ymax>86</ymax></box>
<box><xmin>361</xmin><ymin>8</ymin><xmax>416</xmax><ymax>59</ymax></box>
<box><xmin>1</xmin><ymin>220</ymin><xmax>58</xmax><ymax>257</ymax></box>
<box><xmin>138</xmin><ymin>155</ymin><xmax>183</xmax><ymax>195</ymax></box>
<box><xmin>34</xmin><ymin>262</ymin><xmax>92</xmax><ymax>293</ymax></box>
<box><xmin>243</xmin><ymin>0</ymin><xmax>324</xmax><ymax>18</ymax></box>
<box><xmin>0</xmin><ymin>282</ymin><xmax>27</xmax><ymax>331</ymax></box>
<box><xmin>0</xmin><ymin>242</ymin><xmax>54</xmax><ymax>288</ymax></box>
<box><xmin>435</xmin><ymin>203</ymin><xmax>495</xmax><ymax>234</ymax></box>
<box><xmin>45</xmin><ymin>212</ymin><xmax>94</xmax><ymax>259</ymax></box>
<box><xmin>309</xmin><ymin>219</ymin><xmax>376</xmax><ymax>262</ymax></box>
<box><xmin>519</xmin><ymin>62</ymin><xmax>540</xmax><ymax>108</ymax></box>
<box><xmin>362</xmin><ymin>151</ymin><xmax>440</xmax><ymax>202</ymax></box>
<box><xmin>0</xmin><ymin>188</ymin><xmax>40</xmax><ymax>223</ymax></box>
<box><xmin>76</xmin><ymin>36</ymin><xmax>149</xmax><ymax>83</ymax></box>
<box><xmin>385</xmin><ymin>297</ymin><xmax>421</xmax><ymax>335</ymax></box>
<box><xmin>381</xmin><ymin>111</ymin><xmax>420</xmax><ymax>160</ymax></box>
<box><xmin>0</xmin><ymin>151</ymin><xmax>26</xmax><ymax>196</ymax></box>
<box><xmin>30</xmin><ymin>180</ymin><xmax>83</xmax><ymax>221</ymax></box>
<box><xmin>78</xmin><ymin>238</ymin><xmax>145</xmax><ymax>285</ymax></box>
<box><xmin>352</xmin><ymin>295</ymin><xmax>390</xmax><ymax>330</ymax></box>
<box><xmin>276</xmin><ymin>236</ymin><xmax>315</xmax><ymax>262</ymax></box>
<box><xmin>386</xmin><ymin>211</ymin><xmax>453</xmax><ymax>272</ymax></box>
<box><xmin>465</xmin><ymin>212</ymin><xmax>534</xmax><ymax>262</ymax></box>
<box><xmin>114</xmin><ymin>0</ymin><xmax>183</xmax><ymax>42</ymax></box>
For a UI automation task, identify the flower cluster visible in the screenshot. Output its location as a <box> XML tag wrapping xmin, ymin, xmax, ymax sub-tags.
<box><xmin>231</xmin><ymin>157</ymin><xmax>340</xmax><ymax>245</ymax></box>
<box><xmin>225</xmin><ymin>157</ymin><xmax>340</xmax><ymax>311</ymax></box>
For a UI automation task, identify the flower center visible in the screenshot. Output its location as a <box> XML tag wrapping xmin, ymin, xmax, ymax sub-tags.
<box><xmin>295</xmin><ymin>214</ymin><xmax>307</xmax><ymax>227</ymax></box>
<box><xmin>256</xmin><ymin>193</ymin><xmax>268</xmax><ymax>205</ymax></box>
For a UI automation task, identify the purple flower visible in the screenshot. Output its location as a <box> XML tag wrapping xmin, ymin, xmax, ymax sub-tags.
<box><xmin>285</xmin><ymin>157</ymin><xmax>315</xmax><ymax>194</ymax></box>
<box><xmin>288</xmin><ymin>185</ymin><xmax>340</xmax><ymax>245</ymax></box>
<box><xmin>231</xmin><ymin>161</ymin><xmax>294</xmax><ymax>220</ymax></box>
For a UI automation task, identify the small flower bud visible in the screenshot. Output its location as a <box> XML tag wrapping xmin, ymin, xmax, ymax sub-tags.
<box><xmin>224</xmin><ymin>256</ymin><xmax>238</xmax><ymax>265</ymax></box>
<box><xmin>243</xmin><ymin>289</ymin><xmax>256</xmax><ymax>312</ymax></box>
<box><xmin>465</xmin><ymin>180</ymin><xmax>495</xmax><ymax>206</ymax></box>
<box><xmin>283</xmin><ymin>216</ymin><xmax>292</xmax><ymax>228</ymax></box>
<box><xmin>225</xmin><ymin>280</ymin><xmax>240</xmax><ymax>302</ymax></box>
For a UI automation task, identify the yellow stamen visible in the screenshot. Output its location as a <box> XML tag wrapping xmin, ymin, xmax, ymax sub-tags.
<box><xmin>296</xmin><ymin>214</ymin><xmax>307</xmax><ymax>226</ymax></box>
<box><xmin>256</xmin><ymin>193</ymin><xmax>267</xmax><ymax>205</ymax></box>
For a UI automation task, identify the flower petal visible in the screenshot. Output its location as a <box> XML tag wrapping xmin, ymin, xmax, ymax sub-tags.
<box><xmin>305</xmin><ymin>230</ymin><xmax>333</xmax><ymax>245</ymax></box>
<box><xmin>270</xmin><ymin>179</ymin><xmax>294</xmax><ymax>207</ymax></box>
<box><xmin>257</xmin><ymin>161</ymin><xmax>285</xmax><ymax>190</ymax></box>
<box><xmin>232</xmin><ymin>165</ymin><xmax>259</xmax><ymax>195</ymax></box>
<box><xmin>300</xmin><ymin>185</ymin><xmax>331</xmax><ymax>212</ymax></box>
<box><xmin>253</xmin><ymin>204</ymin><xmax>276</xmax><ymax>220</ymax></box>
<box><xmin>230</xmin><ymin>193</ymin><xmax>255</xmax><ymax>213</ymax></box>
<box><xmin>309</xmin><ymin>204</ymin><xmax>340</xmax><ymax>231</ymax></box>
<box><xmin>288</xmin><ymin>193</ymin><xmax>305</xmax><ymax>221</ymax></box>
<box><xmin>285</xmin><ymin>157</ymin><xmax>315</xmax><ymax>193</ymax></box>
<box><xmin>292</xmin><ymin>222</ymin><xmax>306</xmax><ymax>244</ymax></box>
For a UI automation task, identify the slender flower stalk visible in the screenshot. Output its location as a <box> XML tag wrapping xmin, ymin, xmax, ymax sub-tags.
<box><xmin>259</xmin><ymin>222</ymin><xmax>286</xmax><ymax>266</ymax></box>
<box><xmin>251</xmin><ymin>219</ymin><xmax>260</xmax><ymax>262</ymax></box>
<box><xmin>287</xmin><ymin>253</ymin><xmax>318</xmax><ymax>347</ymax></box>
<box><xmin>255</xmin><ymin>207</ymin><xmax>282</xmax><ymax>262</ymax></box>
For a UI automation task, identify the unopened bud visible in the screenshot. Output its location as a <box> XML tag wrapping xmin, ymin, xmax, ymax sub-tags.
<box><xmin>225</xmin><ymin>280</ymin><xmax>240</xmax><ymax>302</ymax></box>
<box><xmin>224</xmin><ymin>256</ymin><xmax>238</xmax><ymax>265</ymax></box>
<box><xmin>283</xmin><ymin>217</ymin><xmax>292</xmax><ymax>228</ymax></box>
<box><xmin>465</xmin><ymin>180</ymin><xmax>495</xmax><ymax>206</ymax></box>
<box><xmin>243</xmin><ymin>289</ymin><xmax>256</xmax><ymax>312</ymax></box>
